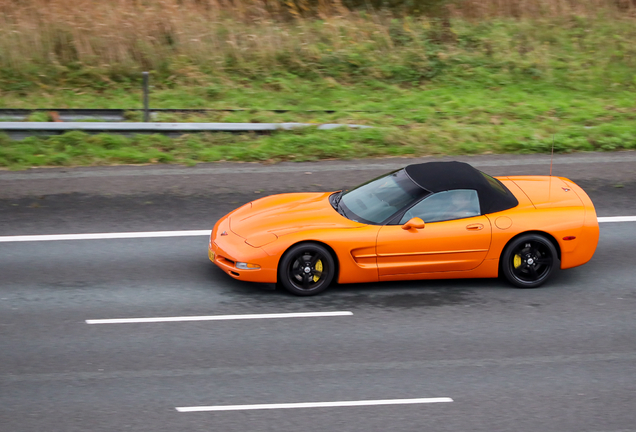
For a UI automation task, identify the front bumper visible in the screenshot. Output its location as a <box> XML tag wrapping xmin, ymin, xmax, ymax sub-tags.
<box><xmin>209</xmin><ymin>216</ymin><xmax>278</xmax><ymax>283</ymax></box>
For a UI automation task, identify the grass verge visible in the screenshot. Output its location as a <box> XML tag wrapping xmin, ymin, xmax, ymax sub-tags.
<box><xmin>1</xmin><ymin>9</ymin><xmax>635</xmax><ymax>169</ymax></box>
<box><xmin>2</xmin><ymin>79</ymin><xmax>635</xmax><ymax>169</ymax></box>
<box><xmin>2</xmin><ymin>115</ymin><xmax>635</xmax><ymax>170</ymax></box>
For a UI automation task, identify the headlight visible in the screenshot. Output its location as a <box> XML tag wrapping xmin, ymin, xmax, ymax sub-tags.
<box><xmin>236</xmin><ymin>262</ymin><xmax>261</xmax><ymax>270</ymax></box>
<box><xmin>245</xmin><ymin>233</ymin><xmax>278</xmax><ymax>248</ymax></box>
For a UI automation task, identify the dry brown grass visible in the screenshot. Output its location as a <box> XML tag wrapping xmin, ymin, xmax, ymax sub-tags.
<box><xmin>0</xmin><ymin>0</ymin><xmax>633</xmax><ymax>89</ymax></box>
<box><xmin>451</xmin><ymin>0</ymin><xmax>634</xmax><ymax>18</ymax></box>
<box><xmin>0</xmin><ymin>0</ymin><xmax>391</xmax><ymax>79</ymax></box>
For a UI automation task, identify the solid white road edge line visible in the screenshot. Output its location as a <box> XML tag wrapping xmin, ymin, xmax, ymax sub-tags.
<box><xmin>597</xmin><ymin>216</ymin><xmax>636</xmax><ymax>223</ymax></box>
<box><xmin>86</xmin><ymin>311</ymin><xmax>353</xmax><ymax>324</ymax></box>
<box><xmin>1</xmin><ymin>216</ymin><xmax>635</xmax><ymax>243</ymax></box>
<box><xmin>175</xmin><ymin>397</ymin><xmax>454</xmax><ymax>412</ymax></box>
<box><xmin>0</xmin><ymin>230</ymin><xmax>211</xmax><ymax>242</ymax></box>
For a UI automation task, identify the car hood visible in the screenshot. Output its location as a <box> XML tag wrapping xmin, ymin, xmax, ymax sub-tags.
<box><xmin>228</xmin><ymin>192</ymin><xmax>361</xmax><ymax>242</ymax></box>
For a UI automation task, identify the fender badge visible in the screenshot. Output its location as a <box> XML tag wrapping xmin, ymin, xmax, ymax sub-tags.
<box><xmin>562</xmin><ymin>187</ymin><xmax>571</xmax><ymax>192</ymax></box>
<box><xmin>220</xmin><ymin>231</ymin><xmax>228</xmax><ymax>236</ymax></box>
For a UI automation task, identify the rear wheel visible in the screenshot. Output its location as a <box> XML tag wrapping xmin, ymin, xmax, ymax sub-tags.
<box><xmin>501</xmin><ymin>234</ymin><xmax>558</xmax><ymax>288</ymax></box>
<box><xmin>278</xmin><ymin>243</ymin><xmax>335</xmax><ymax>296</ymax></box>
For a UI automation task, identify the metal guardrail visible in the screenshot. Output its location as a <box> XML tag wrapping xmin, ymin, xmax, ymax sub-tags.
<box><xmin>0</xmin><ymin>122</ymin><xmax>372</xmax><ymax>140</ymax></box>
<box><xmin>0</xmin><ymin>108</ymin><xmax>377</xmax><ymax>122</ymax></box>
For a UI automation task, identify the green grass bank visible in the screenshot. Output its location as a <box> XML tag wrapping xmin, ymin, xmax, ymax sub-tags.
<box><xmin>1</xmin><ymin>9</ymin><xmax>636</xmax><ymax>169</ymax></box>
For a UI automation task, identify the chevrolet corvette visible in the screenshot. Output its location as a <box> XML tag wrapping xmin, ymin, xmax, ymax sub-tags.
<box><xmin>209</xmin><ymin>161</ymin><xmax>599</xmax><ymax>295</ymax></box>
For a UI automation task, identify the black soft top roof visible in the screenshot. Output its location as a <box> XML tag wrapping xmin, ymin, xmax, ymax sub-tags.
<box><xmin>404</xmin><ymin>161</ymin><xmax>518</xmax><ymax>214</ymax></box>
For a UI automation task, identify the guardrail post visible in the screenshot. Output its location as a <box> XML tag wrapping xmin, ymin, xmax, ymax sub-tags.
<box><xmin>142</xmin><ymin>72</ymin><xmax>150</xmax><ymax>122</ymax></box>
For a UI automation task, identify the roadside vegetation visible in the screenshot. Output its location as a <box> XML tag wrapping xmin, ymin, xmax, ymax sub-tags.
<box><xmin>1</xmin><ymin>0</ymin><xmax>635</xmax><ymax>169</ymax></box>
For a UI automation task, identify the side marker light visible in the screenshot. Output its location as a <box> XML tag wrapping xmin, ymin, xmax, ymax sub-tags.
<box><xmin>563</xmin><ymin>236</ymin><xmax>576</xmax><ymax>241</ymax></box>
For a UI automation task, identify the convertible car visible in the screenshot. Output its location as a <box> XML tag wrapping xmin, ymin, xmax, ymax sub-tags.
<box><xmin>209</xmin><ymin>161</ymin><xmax>599</xmax><ymax>295</ymax></box>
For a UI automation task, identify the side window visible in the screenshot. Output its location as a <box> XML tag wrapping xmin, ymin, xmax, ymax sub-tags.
<box><xmin>399</xmin><ymin>189</ymin><xmax>480</xmax><ymax>224</ymax></box>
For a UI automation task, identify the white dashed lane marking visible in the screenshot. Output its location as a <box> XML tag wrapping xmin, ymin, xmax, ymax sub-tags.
<box><xmin>86</xmin><ymin>311</ymin><xmax>353</xmax><ymax>325</ymax></box>
<box><xmin>175</xmin><ymin>397</ymin><xmax>454</xmax><ymax>412</ymax></box>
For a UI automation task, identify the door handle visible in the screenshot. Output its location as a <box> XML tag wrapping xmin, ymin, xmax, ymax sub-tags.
<box><xmin>466</xmin><ymin>223</ymin><xmax>484</xmax><ymax>231</ymax></box>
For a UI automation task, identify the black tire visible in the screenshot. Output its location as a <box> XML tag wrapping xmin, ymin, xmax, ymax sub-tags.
<box><xmin>278</xmin><ymin>243</ymin><xmax>336</xmax><ymax>296</ymax></box>
<box><xmin>501</xmin><ymin>234</ymin><xmax>558</xmax><ymax>288</ymax></box>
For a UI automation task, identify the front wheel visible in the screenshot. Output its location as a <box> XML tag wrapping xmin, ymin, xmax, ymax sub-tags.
<box><xmin>501</xmin><ymin>234</ymin><xmax>558</xmax><ymax>288</ymax></box>
<box><xmin>278</xmin><ymin>243</ymin><xmax>335</xmax><ymax>296</ymax></box>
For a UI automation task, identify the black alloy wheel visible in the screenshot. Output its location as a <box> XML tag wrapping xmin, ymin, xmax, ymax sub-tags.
<box><xmin>501</xmin><ymin>234</ymin><xmax>558</xmax><ymax>288</ymax></box>
<box><xmin>278</xmin><ymin>243</ymin><xmax>335</xmax><ymax>296</ymax></box>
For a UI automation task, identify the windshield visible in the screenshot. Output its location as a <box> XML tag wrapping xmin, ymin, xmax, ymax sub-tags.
<box><xmin>339</xmin><ymin>169</ymin><xmax>429</xmax><ymax>224</ymax></box>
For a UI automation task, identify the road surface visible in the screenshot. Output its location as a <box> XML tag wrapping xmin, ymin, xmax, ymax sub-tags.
<box><xmin>1</xmin><ymin>153</ymin><xmax>635</xmax><ymax>432</ymax></box>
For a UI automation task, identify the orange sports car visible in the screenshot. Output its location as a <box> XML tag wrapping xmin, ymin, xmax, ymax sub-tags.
<box><xmin>209</xmin><ymin>161</ymin><xmax>599</xmax><ymax>295</ymax></box>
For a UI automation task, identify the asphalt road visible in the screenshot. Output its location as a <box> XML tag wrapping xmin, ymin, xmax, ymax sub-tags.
<box><xmin>1</xmin><ymin>153</ymin><xmax>636</xmax><ymax>432</ymax></box>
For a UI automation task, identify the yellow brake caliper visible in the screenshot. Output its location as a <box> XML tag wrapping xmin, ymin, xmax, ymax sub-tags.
<box><xmin>513</xmin><ymin>254</ymin><xmax>522</xmax><ymax>268</ymax></box>
<box><xmin>313</xmin><ymin>260</ymin><xmax>323</xmax><ymax>282</ymax></box>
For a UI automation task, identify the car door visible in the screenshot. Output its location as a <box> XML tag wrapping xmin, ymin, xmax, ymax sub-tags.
<box><xmin>376</xmin><ymin>189</ymin><xmax>492</xmax><ymax>276</ymax></box>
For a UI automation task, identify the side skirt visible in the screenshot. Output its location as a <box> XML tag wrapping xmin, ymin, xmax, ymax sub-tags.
<box><xmin>376</xmin><ymin>258</ymin><xmax>500</xmax><ymax>282</ymax></box>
